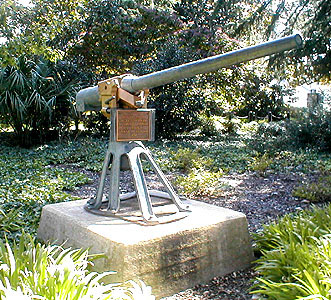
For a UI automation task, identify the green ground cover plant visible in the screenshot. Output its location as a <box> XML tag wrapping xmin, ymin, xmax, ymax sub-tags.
<box><xmin>1</xmin><ymin>127</ymin><xmax>329</xmax><ymax>241</ymax></box>
<box><xmin>252</xmin><ymin>204</ymin><xmax>331</xmax><ymax>300</ymax></box>
<box><xmin>150</xmin><ymin>132</ymin><xmax>330</xmax><ymax>196</ymax></box>
<box><xmin>0</xmin><ymin>141</ymin><xmax>156</xmax><ymax>299</ymax></box>
<box><xmin>0</xmin><ymin>142</ymin><xmax>98</xmax><ymax>242</ymax></box>
<box><xmin>293</xmin><ymin>175</ymin><xmax>331</xmax><ymax>203</ymax></box>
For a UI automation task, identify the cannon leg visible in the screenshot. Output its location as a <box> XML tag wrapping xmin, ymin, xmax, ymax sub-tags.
<box><xmin>86</xmin><ymin>144</ymin><xmax>113</xmax><ymax>210</ymax></box>
<box><xmin>127</xmin><ymin>148</ymin><xmax>158</xmax><ymax>223</ymax></box>
<box><xmin>141</xmin><ymin>150</ymin><xmax>190</xmax><ymax>212</ymax></box>
<box><xmin>108</xmin><ymin>152</ymin><xmax>121</xmax><ymax>212</ymax></box>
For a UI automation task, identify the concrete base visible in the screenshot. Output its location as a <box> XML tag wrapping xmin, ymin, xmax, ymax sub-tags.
<box><xmin>37</xmin><ymin>199</ymin><xmax>253</xmax><ymax>299</ymax></box>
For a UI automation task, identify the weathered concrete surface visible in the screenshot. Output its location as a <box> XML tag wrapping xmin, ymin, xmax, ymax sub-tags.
<box><xmin>37</xmin><ymin>199</ymin><xmax>254</xmax><ymax>298</ymax></box>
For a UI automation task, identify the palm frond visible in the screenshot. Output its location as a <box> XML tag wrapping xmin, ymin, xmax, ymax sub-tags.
<box><xmin>0</xmin><ymin>54</ymin><xmax>77</xmax><ymax>145</ymax></box>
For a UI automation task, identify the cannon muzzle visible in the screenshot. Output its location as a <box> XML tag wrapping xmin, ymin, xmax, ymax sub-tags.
<box><xmin>77</xmin><ymin>34</ymin><xmax>302</xmax><ymax>112</ymax></box>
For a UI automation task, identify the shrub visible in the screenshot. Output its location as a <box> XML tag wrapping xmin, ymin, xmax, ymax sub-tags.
<box><xmin>0</xmin><ymin>233</ymin><xmax>155</xmax><ymax>300</ymax></box>
<box><xmin>200</xmin><ymin>115</ymin><xmax>242</xmax><ymax>136</ymax></box>
<box><xmin>239</xmin><ymin>121</ymin><xmax>260</xmax><ymax>134</ymax></box>
<box><xmin>249</xmin><ymin>110</ymin><xmax>331</xmax><ymax>153</ymax></box>
<box><xmin>168</xmin><ymin>146</ymin><xmax>227</xmax><ymax>196</ymax></box>
<box><xmin>292</xmin><ymin>175</ymin><xmax>331</xmax><ymax>202</ymax></box>
<box><xmin>199</xmin><ymin>115</ymin><xmax>220</xmax><ymax>137</ymax></box>
<box><xmin>250</xmin><ymin>153</ymin><xmax>273</xmax><ymax>175</ymax></box>
<box><xmin>252</xmin><ymin>204</ymin><xmax>331</xmax><ymax>300</ymax></box>
<box><xmin>170</xmin><ymin>147</ymin><xmax>214</xmax><ymax>173</ymax></box>
<box><xmin>175</xmin><ymin>169</ymin><xmax>225</xmax><ymax>197</ymax></box>
<box><xmin>81</xmin><ymin>112</ymin><xmax>110</xmax><ymax>137</ymax></box>
<box><xmin>287</xmin><ymin>110</ymin><xmax>331</xmax><ymax>151</ymax></box>
<box><xmin>0</xmin><ymin>56</ymin><xmax>78</xmax><ymax>147</ymax></box>
<box><xmin>248</xmin><ymin>120</ymin><xmax>292</xmax><ymax>153</ymax></box>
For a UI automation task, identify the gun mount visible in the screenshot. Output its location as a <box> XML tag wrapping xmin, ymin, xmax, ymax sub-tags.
<box><xmin>76</xmin><ymin>34</ymin><xmax>302</xmax><ymax>224</ymax></box>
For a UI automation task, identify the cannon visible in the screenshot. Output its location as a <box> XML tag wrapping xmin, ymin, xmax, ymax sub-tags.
<box><xmin>77</xmin><ymin>34</ymin><xmax>302</xmax><ymax>224</ymax></box>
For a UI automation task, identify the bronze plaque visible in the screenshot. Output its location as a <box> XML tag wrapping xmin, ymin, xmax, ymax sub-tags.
<box><xmin>116</xmin><ymin>110</ymin><xmax>151</xmax><ymax>141</ymax></box>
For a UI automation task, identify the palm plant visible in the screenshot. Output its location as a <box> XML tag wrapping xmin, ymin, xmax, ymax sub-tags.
<box><xmin>0</xmin><ymin>55</ymin><xmax>77</xmax><ymax>146</ymax></box>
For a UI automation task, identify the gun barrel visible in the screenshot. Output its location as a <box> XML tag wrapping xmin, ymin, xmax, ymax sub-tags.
<box><xmin>121</xmin><ymin>34</ymin><xmax>302</xmax><ymax>93</ymax></box>
<box><xmin>76</xmin><ymin>34</ymin><xmax>302</xmax><ymax>111</ymax></box>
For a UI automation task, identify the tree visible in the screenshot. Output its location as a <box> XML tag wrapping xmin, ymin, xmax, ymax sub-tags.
<box><xmin>0</xmin><ymin>0</ymin><xmax>181</xmax><ymax>74</ymax></box>
<box><xmin>168</xmin><ymin>0</ymin><xmax>291</xmax><ymax>117</ymax></box>
<box><xmin>235</xmin><ymin>0</ymin><xmax>331</xmax><ymax>84</ymax></box>
<box><xmin>68</xmin><ymin>0</ymin><xmax>181</xmax><ymax>73</ymax></box>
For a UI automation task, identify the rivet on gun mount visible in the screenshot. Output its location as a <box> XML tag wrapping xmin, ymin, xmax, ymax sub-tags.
<box><xmin>76</xmin><ymin>34</ymin><xmax>303</xmax><ymax>224</ymax></box>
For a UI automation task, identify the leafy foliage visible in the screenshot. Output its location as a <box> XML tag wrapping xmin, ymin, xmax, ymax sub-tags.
<box><xmin>81</xmin><ymin>112</ymin><xmax>110</xmax><ymax>137</ymax></box>
<box><xmin>0</xmin><ymin>233</ymin><xmax>155</xmax><ymax>300</ymax></box>
<box><xmin>147</xmin><ymin>119</ymin><xmax>331</xmax><ymax>196</ymax></box>
<box><xmin>175</xmin><ymin>169</ymin><xmax>225</xmax><ymax>197</ymax></box>
<box><xmin>250</xmin><ymin>153</ymin><xmax>274</xmax><ymax>175</ymax></box>
<box><xmin>0</xmin><ymin>55</ymin><xmax>78</xmax><ymax>146</ymax></box>
<box><xmin>0</xmin><ymin>0</ymin><xmax>295</xmax><ymax>126</ymax></box>
<box><xmin>0</xmin><ymin>141</ymin><xmax>103</xmax><ymax>241</ymax></box>
<box><xmin>252</xmin><ymin>204</ymin><xmax>331</xmax><ymax>300</ymax></box>
<box><xmin>169</xmin><ymin>147</ymin><xmax>214</xmax><ymax>173</ymax></box>
<box><xmin>133</xmin><ymin>40</ymin><xmax>205</xmax><ymax>138</ymax></box>
<box><xmin>173</xmin><ymin>0</ymin><xmax>257</xmax><ymax>43</ymax></box>
<box><xmin>293</xmin><ymin>175</ymin><xmax>331</xmax><ymax>203</ymax></box>
<box><xmin>237</xmin><ymin>0</ymin><xmax>331</xmax><ymax>83</ymax></box>
<box><xmin>171</xmin><ymin>0</ymin><xmax>291</xmax><ymax>118</ymax></box>
<box><xmin>155</xmin><ymin>145</ymin><xmax>226</xmax><ymax>196</ymax></box>
<box><xmin>0</xmin><ymin>138</ymin><xmax>162</xmax><ymax>298</ymax></box>
<box><xmin>151</xmin><ymin>135</ymin><xmax>254</xmax><ymax>196</ymax></box>
<box><xmin>69</xmin><ymin>0</ymin><xmax>181</xmax><ymax>73</ymax></box>
<box><xmin>150</xmin><ymin>135</ymin><xmax>256</xmax><ymax>175</ymax></box>
<box><xmin>249</xmin><ymin>111</ymin><xmax>331</xmax><ymax>153</ymax></box>
<box><xmin>0</xmin><ymin>130</ymin><xmax>329</xmax><ymax>299</ymax></box>
<box><xmin>1</xmin><ymin>124</ymin><xmax>328</xmax><ymax>239</ymax></box>
<box><xmin>0</xmin><ymin>0</ymin><xmax>180</xmax><ymax>74</ymax></box>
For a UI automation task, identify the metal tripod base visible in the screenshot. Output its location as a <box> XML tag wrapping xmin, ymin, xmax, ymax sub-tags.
<box><xmin>85</xmin><ymin>141</ymin><xmax>191</xmax><ymax>224</ymax></box>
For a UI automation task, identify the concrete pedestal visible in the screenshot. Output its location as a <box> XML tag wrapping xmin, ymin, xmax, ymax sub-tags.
<box><xmin>37</xmin><ymin>199</ymin><xmax>253</xmax><ymax>298</ymax></box>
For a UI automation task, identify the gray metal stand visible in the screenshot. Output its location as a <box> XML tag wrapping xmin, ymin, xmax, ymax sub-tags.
<box><xmin>85</xmin><ymin>140</ymin><xmax>191</xmax><ymax>223</ymax></box>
